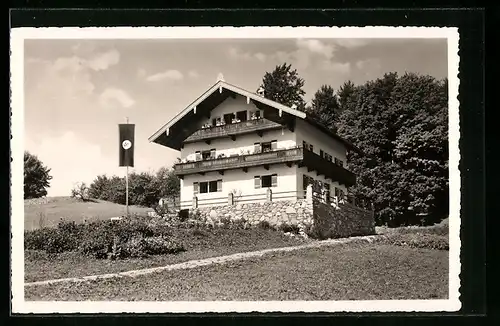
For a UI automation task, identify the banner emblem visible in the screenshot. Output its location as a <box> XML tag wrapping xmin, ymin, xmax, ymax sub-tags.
<box><xmin>122</xmin><ymin>140</ymin><xmax>132</xmax><ymax>150</ymax></box>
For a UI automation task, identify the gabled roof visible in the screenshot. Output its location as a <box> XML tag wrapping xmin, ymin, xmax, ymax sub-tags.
<box><xmin>148</xmin><ymin>80</ymin><xmax>361</xmax><ymax>154</ymax></box>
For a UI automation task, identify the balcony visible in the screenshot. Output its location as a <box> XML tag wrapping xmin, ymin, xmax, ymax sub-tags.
<box><xmin>183</xmin><ymin>118</ymin><xmax>283</xmax><ymax>144</ymax></box>
<box><xmin>174</xmin><ymin>147</ymin><xmax>303</xmax><ymax>176</ymax></box>
<box><xmin>174</xmin><ymin>147</ymin><xmax>356</xmax><ymax>187</ymax></box>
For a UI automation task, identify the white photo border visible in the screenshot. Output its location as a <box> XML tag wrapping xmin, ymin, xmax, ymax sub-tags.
<box><xmin>10</xmin><ymin>26</ymin><xmax>460</xmax><ymax>314</ymax></box>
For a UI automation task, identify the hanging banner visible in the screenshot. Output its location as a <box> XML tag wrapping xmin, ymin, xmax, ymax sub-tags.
<box><xmin>119</xmin><ymin>124</ymin><xmax>135</xmax><ymax>167</ymax></box>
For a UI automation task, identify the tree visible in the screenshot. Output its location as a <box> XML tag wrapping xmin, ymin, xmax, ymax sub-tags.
<box><xmin>306</xmin><ymin>85</ymin><xmax>341</xmax><ymax>132</ymax></box>
<box><xmin>336</xmin><ymin>72</ymin><xmax>449</xmax><ymax>226</ymax></box>
<box><xmin>153</xmin><ymin>167</ymin><xmax>180</xmax><ymax>199</ymax></box>
<box><xmin>337</xmin><ymin>80</ymin><xmax>356</xmax><ymax>112</ymax></box>
<box><xmin>71</xmin><ymin>182</ymin><xmax>90</xmax><ymax>201</ymax></box>
<box><xmin>24</xmin><ymin>151</ymin><xmax>52</xmax><ymax>199</ymax></box>
<box><xmin>260</xmin><ymin>63</ymin><xmax>307</xmax><ymax>110</ymax></box>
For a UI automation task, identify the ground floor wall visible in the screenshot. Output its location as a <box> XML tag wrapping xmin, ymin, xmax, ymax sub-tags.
<box><xmin>180</xmin><ymin>164</ymin><xmax>299</xmax><ymax>210</ymax></box>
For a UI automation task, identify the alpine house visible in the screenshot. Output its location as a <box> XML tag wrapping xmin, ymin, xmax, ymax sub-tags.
<box><xmin>149</xmin><ymin>80</ymin><xmax>360</xmax><ymax>210</ymax></box>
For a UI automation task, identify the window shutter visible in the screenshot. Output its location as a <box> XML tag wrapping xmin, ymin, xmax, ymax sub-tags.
<box><xmin>254</xmin><ymin>142</ymin><xmax>261</xmax><ymax>153</ymax></box>
<box><xmin>217</xmin><ymin>179</ymin><xmax>222</xmax><ymax>192</ymax></box>
<box><xmin>271</xmin><ymin>140</ymin><xmax>278</xmax><ymax>150</ymax></box>
<box><xmin>302</xmin><ymin>141</ymin><xmax>307</xmax><ymax>149</ymax></box>
<box><xmin>195</xmin><ymin>151</ymin><xmax>202</xmax><ymax>161</ymax></box>
<box><xmin>320</xmin><ymin>150</ymin><xmax>324</xmax><ymax>158</ymax></box>
<box><xmin>271</xmin><ymin>174</ymin><xmax>278</xmax><ymax>187</ymax></box>
<box><xmin>193</xmin><ymin>182</ymin><xmax>199</xmax><ymax>194</ymax></box>
<box><xmin>210</xmin><ymin>149</ymin><xmax>216</xmax><ymax>159</ymax></box>
<box><xmin>309</xmin><ymin>144</ymin><xmax>314</xmax><ymax>152</ymax></box>
<box><xmin>254</xmin><ymin>176</ymin><xmax>261</xmax><ymax>189</ymax></box>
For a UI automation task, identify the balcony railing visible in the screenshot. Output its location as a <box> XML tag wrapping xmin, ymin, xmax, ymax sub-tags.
<box><xmin>184</xmin><ymin>118</ymin><xmax>283</xmax><ymax>144</ymax></box>
<box><xmin>174</xmin><ymin>146</ymin><xmax>356</xmax><ymax>187</ymax></box>
<box><xmin>174</xmin><ymin>147</ymin><xmax>303</xmax><ymax>175</ymax></box>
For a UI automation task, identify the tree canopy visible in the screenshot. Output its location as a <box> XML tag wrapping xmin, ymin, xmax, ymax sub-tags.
<box><xmin>260</xmin><ymin>63</ymin><xmax>307</xmax><ymax>110</ymax></box>
<box><xmin>24</xmin><ymin>151</ymin><xmax>53</xmax><ymax>199</ymax></box>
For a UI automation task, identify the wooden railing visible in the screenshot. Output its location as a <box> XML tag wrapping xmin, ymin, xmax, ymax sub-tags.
<box><xmin>184</xmin><ymin>118</ymin><xmax>283</xmax><ymax>143</ymax></box>
<box><xmin>174</xmin><ymin>147</ymin><xmax>304</xmax><ymax>175</ymax></box>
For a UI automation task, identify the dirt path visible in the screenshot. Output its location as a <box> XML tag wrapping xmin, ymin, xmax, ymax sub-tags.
<box><xmin>24</xmin><ymin>235</ymin><xmax>380</xmax><ymax>287</ymax></box>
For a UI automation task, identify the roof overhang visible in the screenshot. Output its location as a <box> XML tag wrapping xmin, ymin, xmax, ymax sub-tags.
<box><xmin>148</xmin><ymin>80</ymin><xmax>362</xmax><ymax>155</ymax></box>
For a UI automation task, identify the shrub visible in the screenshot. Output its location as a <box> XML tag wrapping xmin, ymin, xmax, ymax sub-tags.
<box><xmin>71</xmin><ymin>182</ymin><xmax>90</xmax><ymax>201</ymax></box>
<box><xmin>377</xmin><ymin>233</ymin><xmax>449</xmax><ymax>250</ymax></box>
<box><xmin>257</xmin><ymin>220</ymin><xmax>272</xmax><ymax>230</ymax></box>
<box><xmin>219</xmin><ymin>216</ymin><xmax>232</xmax><ymax>228</ymax></box>
<box><xmin>25</xmin><ymin>217</ymin><xmax>184</xmax><ymax>259</ymax></box>
<box><xmin>278</xmin><ymin>222</ymin><xmax>300</xmax><ymax>234</ymax></box>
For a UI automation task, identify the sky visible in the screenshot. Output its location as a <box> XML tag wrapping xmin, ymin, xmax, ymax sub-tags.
<box><xmin>24</xmin><ymin>37</ymin><xmax>448</xmax><ymax>196</ymax></box>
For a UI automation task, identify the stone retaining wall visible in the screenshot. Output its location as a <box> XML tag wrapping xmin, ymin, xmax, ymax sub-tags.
<box><xmin>185</xmin><ymin>185</ymin><xmax>375</xmax><ymax>239</ymax></box>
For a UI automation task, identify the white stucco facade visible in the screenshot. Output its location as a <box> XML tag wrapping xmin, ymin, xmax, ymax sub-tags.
<box><xmin>149</xmin><ymin>82</ymin><xmax>356</xmax><ymax>210</ymax></box>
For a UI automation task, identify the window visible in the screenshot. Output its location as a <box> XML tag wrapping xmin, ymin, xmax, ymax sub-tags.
<box><xmin>302</xmin><ymin>174</ymin><xmax>314</xmax><ymax>190</ymax></box>
<box><xmin>334</xmin><ymin>158</ymin><xmax>344</xmax><ymax>167</ymax></box>
<box><xmin>302</xmin><ymin>141</ymin><xmax>313</xmax><ymax>152</ymax></box>
<box><xmin>261</xmin><ymin>140</ymin><xmax>277</xmax><ymax>152</ymax></box>
<box><xmin>195</xmin><ymin>179</ymin><xmax>222</xmax><ymax>194</ymax></box>
<box><xmin>201</xmin><ymin>149</ymin><xmax>215</xmax><ymax>160</ymax></box>
<box><xmin>254</xmin><ymin>142</ymin><xmax>261</xmax><ymax>153</ymax></box>
<box><xmin>324</xmin><ymin>183</ymin><xmax>331</xmax><ymax>203</ymax></box>
<box><xmin>309</xmin><ymin>144</ymin><xmax>314</xmax><ymax>153</ymax></box>
<box><xmin>250</xmin><ymin>110</ymin><xmax>261</xmax><ymax>120</ymax></box>
<box><xmin>320</xmin><ymin>150</ymin><xmax>324</xmax><ymax>158</ymax></box>
<box><xmin>236</xmin><ymin>110</ymin><xmax>247</xmax><ymax>122</ymax></box>
<box><xmin>325</xmin><ymin>153</ymin><xmax>332</xmax><ymax>162</ymax></box>
<box><xmin>255</xmin><ymin>174</ymin><xmax>278</xmax><ymax>188</ymax></box>
<box><xmin>338</xmin><ymin>159</ymin><xmax>344</xmax><ymax>167</ymax></box>
<box><xmin>223</xmin><ymin>113</ymin><xmax>233</xmax><ymax>124</ymax></box>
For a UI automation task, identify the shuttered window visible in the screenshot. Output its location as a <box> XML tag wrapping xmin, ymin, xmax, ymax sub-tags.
<box><xmin>193</xmin><ymin>182</ymin><xmax>199</xmax><ymax>194</ymax></box>
<box><xmin>254</xmin><ymin>176</ymin><xmax>261</xmax><ymax>189</ymax></box>
<box><xmin>254</xmin><ymin>142</ymin><xmax>261</xmax><ymax>153</ymax></box>
<box><xmin>271</xmin><ymin>174</ymin><xmax>278</xmax><ymax>187</ymax></box>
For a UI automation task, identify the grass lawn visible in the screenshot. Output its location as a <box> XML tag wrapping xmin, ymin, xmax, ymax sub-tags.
<box><xmin>24</xmin><ymin>228</ymin><xmax>309</xmax><ymax>282</ymax></box>
<box><xmin>24</xmin><ymin>197</ymin><xmax>151</xmax><ymax>230</ymax></box>
<box><xmin>25</xmin><ymin>243</ymin><xmax>449</xmax><ymax>301</ymax></box>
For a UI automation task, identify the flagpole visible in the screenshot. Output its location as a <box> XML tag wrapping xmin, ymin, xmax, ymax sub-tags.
<box><xmin>125</xmin><ymin>117</ymin><xmax>129</xmax><ymax>217</ymax></box>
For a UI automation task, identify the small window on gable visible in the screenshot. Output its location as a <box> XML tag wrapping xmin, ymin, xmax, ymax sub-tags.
<box><xmin>309</xmin><ymin>144</ymin><xmax>314</xmax><ymax>153</ymax></box>
<box><xmin>236</xmin><ymin>110</ymin><xmax>247</xmax><ymax>122</ymax></box>
<box><xmin>262</xmin><ymin>141</ymin><xmax>272</xmax><ymax>152</ymax></box>
<box><xmin>320</xmin><ymin>150</ymin><xmax>324</xmax><ymax>158</ymax></box>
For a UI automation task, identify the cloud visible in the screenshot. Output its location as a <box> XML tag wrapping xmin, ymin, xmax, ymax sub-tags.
<box><xmin>356</xmin><ymin>58</ymin><xmax>380</xmax><ymax>70</ymax></box>
<box><xmin>188</xmin><ymin>70</ymin><xmax>200</xmax><ymax>78</ymax></box>
<box><xmin>227</xmin><ymin>47</ymin><xmax>268</xmax><ymax>62</ymax></box>
<box><xmin>296</xmin><ymin>39</ymin><xmax>335</xmax><ymax>59</ymax></box>
<box><xmin>321</xmin><ymin>61</ymin><xmax>351</xmax><ymax>74</ymax></box>
<box><xmin>26</xmin><ymin>132</ymin><xmax>120</xmax><ymax>197</ymax></box>
<box><xmin>86</xmin><ymin>49</ymin><xmax>120</xmax><ymax>71</ymax></box>
<box><xmin>99</xmin><ymin>87</ymin><xmax>135</xmax><ymax>109</ymax></box>
<box><xmin>333</xmin><ymin>39</ymin><xmax>369</xmax><ymax>49</ymax></box>
<box><xmin>146</xmin><ymin>69</ymin><xmax>184</xmax><ymax>82</ymax></box>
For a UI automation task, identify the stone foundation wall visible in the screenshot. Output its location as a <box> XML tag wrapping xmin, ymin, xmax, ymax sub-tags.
<box><xmin>190</xmin><ymin>199</ymin><xmax>314</xmax><ymax>228</ymax></box>
<box><xmin>185</xmin><ymin>185</ymin><xmax>375</xmax><ymax>239</ymax></box>
<box><xmin>311</xmin><ymin>198</ymin><xmax>376</xmax><ymax>239</ymax></box>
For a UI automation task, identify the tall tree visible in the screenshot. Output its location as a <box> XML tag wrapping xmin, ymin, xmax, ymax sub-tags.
<box><xmin>306</xmin><ymin>85</ymin><xmax>341</xmax><ymax>132</ymax></box>
<box><xmin>337</xmin><ymin>80</ymin><xmax>356</xmax><ymax>112</ymax></box>
<box><xmin>337</xmin><ymin>72</ymin><xmax>448</xmax><ymax>226</ymax></box>
<box><xmin>24</xmin><ymin>151</ymin><xmax>52</xmax><ymax>199</ymax></box>
<box><xmin>260</xmin><ymin>63</ymin><xmax>306</xmax><ymax>110</ymax></box>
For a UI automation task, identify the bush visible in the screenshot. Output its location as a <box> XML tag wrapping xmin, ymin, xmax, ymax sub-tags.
<box><xmin>278</xmin><ymin>222</ymin><xmax>300</xmax><ymax>234</ymax></box>
<box><xmin>377</xmin><ymin>233</ymin><xmax>449</xmax><ymax>250</ymax></box>
<box><xmin>256</xmin><ymin>220</ymin><xmax>272</xmax><ymax>230</ymax></box>
<box><xmin>71</xmin><ymin>182</ymin><xmax>90</xmax><ymax>201</ymax></box>
<box><xmin>24</xmin><ymin>217</ymin><xmax>184</xmax><ymax>259</ymax></box>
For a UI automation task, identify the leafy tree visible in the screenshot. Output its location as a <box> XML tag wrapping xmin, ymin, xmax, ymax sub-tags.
<box><xmin>71</xmin><ymin>182</ymin><xmax>90</xmax><ymax>201</ymax></box>
<box><xmin>306</xmin><ymin>85</ymin><xmax>341</xmax><ymax>132</ymax></box>
<box><xmin>24</xmin><ymin>151</ymin><xmax>52</xmax><ymax>199</ymax></box>
<box><xmin>260</xmin><ymin>63</ymin><xmax>307</xmax><ymax>110</ymax></box>
<box><xmin>153</xmin><ymin>166</ymin><xmax>181</xmax><ymax>199</ymax></box>
<box><xmin>337</xmin><ymin>72</ymin><xmax>448</xmax><ymax>226</ymax></box>
<box><xmin>337</xmin><ymin>80</ymin><xmax>356</xmax><ymax>112</ymax></box>
<box><xmin>88</xmin><ymin>175</ymin><xmax>111</xmax><ymax>201</ymax></box>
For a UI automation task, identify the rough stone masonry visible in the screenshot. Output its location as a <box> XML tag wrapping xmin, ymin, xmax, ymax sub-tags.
<box><xmin>189</xmin><ymin>185</ymin><xmax>376</xmax><ymax>239</ymax></box>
